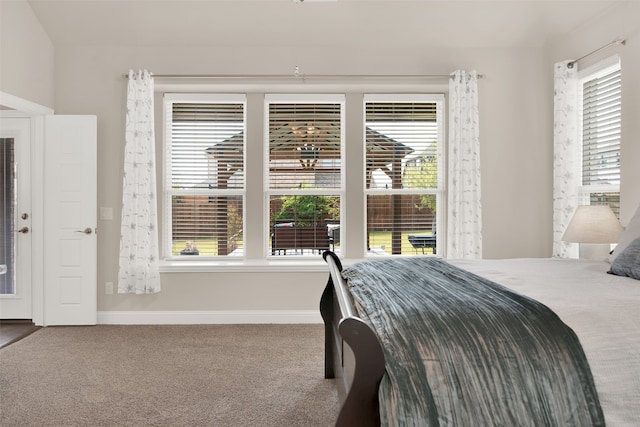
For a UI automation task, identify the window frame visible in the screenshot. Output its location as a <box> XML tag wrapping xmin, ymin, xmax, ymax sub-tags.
<box><xmin>363</xmin><ymin>93</ymin><xmax>446</xmax><ymax>257</ymax></box>
<box><xmin>160</xmin><ymin>90</ymin><xmax>447</xmax><ymax>271</ymax></box>
<box><xmin>163</xmin><ymin>93</ymin><xmax>247</xmax><ymax>260</ymax></box>
<box><xmin>577</xmin><ymin>55</ymin><xmax>621</xmax><ymax>214</ymax></box>
<box><xmin>264</xmin><ymin>94</ymin><xmax>346</xmax><ymax>258</ymax></box>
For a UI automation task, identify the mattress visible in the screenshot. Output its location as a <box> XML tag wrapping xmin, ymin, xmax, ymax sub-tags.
<box><xmin>449</xmin><ymin>258</ymin><xmax>640</xmax><ymax>427</ymax></box>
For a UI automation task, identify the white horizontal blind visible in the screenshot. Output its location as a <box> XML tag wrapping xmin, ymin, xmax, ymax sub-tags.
<box><xmin>266</xmin><ymin>97</ymin><xmax>343</xmax><ymax>256</ymax></box>
<box><xmin>366</xmin><ymin>102</ymin><xmax>438</xmax><ymax>190</ymax></box>
<box><xmin>167</xmin><ymin>99</ymin><xmax>245</xmax><ymax>257</ymax></box>
<box><xmin>364</xmin><ymin>97</ymin><xmax>442</xmax><ymax>256</ymax></box>
<box><xmin>582</xmin><ymin>68</ymin><xmax>621</xmax><ymax>187</ymax></box>
<box><xmin>580</xmin><ymin>63</ymin><xmax>621</xmax><ymax>217</ymax></box>
<box><xmin>171</xmin><ymin>103</ymin><xmax>245</xmax><ymax>189</ymax></box>
<box><xmin>268</xmin><ymin>102</ymin><xmax>342</xmax><ymax>190</ymax></box>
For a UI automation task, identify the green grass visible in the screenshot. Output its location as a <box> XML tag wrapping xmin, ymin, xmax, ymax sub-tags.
<box><xmin>172</xmin><ymin>230</ymin><xmax>434</xmax><ymax>256</ymax></box>
<box><xmin>368</xmin><ymin>230</ymin><xmax>435</xmax><ymax>255</ymax></box>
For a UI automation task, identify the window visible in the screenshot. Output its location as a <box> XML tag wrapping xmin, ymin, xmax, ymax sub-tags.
<box><xmin>579</xmin><ymin>57</ymin><xmax>621</xmax><ymax>216</ymax></box>
<box><xmin>162</xmin><ymin>92</ymin><xmax>445</xmax><ymax>264</ymax></box>
<box><xmin>164</xmin><ymin>94</ymin><xmax>245</xmax><ymax>257</ymax></box>
<box><xmin>364</xmin><ymin>95</ymin><xmax>444</xmax><ymax>255</ymax></box>
<box><xmin>266</xmin><ymin>95</ymin><xmax>343</xmax><ymax>257</ymax></box>
<box><xmin>1</xmin><ymin>137</ymin><xmax>15</xmax><ymax>293</ymax></box>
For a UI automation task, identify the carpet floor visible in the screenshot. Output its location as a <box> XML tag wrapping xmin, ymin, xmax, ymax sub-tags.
<box><xmin>0</xmin><ymin>324</ymin><xmax>339</xmax><ymax>426</ymax></box>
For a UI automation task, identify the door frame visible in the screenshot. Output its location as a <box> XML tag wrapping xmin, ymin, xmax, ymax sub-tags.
<box><xmin>1</xmin><ymin>91</ymin><xmax>54</xmax><ymax>326</ymax></box>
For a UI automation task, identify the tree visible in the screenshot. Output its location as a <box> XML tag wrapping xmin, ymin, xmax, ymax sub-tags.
<box><xmin>403</xmin><ymin>150</ymin><xmax>437</xmax><ymax>213</ymax></box>
<box><xmin>275</xmin><ymin>194</ymin><xmax>336</xmax><ymax>227</ymax></box>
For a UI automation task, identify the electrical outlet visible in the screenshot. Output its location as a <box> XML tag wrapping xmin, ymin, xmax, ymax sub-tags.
<box><xmin>105</xmin><ymin>282</ymin><xmax>114</xmax><ymax>295</ymax></box>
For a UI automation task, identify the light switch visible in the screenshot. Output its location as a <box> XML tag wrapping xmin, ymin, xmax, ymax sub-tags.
<box><xmin>100</xmin><ymin>207</ymin><xmax>113</xmax><ymax>221</ymax></box>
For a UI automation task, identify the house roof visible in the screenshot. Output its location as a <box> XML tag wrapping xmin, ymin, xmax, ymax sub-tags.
<box><xmin>206</xmin><ymin>126</ymin><xmax>413</xmax><ymax>170</ymax></box>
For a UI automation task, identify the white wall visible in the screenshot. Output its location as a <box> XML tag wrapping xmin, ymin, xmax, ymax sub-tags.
<box><xmin>0</xmin><ymin>0</ymin><xmax>54</xmax><ymax>108</ymax></box>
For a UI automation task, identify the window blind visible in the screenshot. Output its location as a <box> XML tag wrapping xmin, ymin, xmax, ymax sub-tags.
<box><xmin>366</xmin><ymin>194</ymin><xmax>437</xmax><ymax>254</ymax></box>
<box><xmin>582</xmin><ymin>68</ymin><xmax>621</xmax><ymax>187</ymax></box>
<box><xmin>170</xmin><ymin>194</ymin><xmax>243</xmax><ymax>255</ymax></box>
<box><xmin>365</xmin><ymin>102</ymin><xmax>438</xmax><ymax>190</ymax></box>
<box><xmin>268</xmin><ymin>103</ymin><xmax>341</xmax><ymax>190</ymax></box>
<box><xmin>171</xmin><ymin>103</ymin><xmax>244</xmax><ymax>189</ymax></box>
<box><xmin>168</xmin><ymin>101</ymin><xmax>245</xmax><ymax>256</ymax></box>
<box><xmin>364</xmin><ymin>99</ymin><xmax>441</xmax><ymax>255</ymax></box>
<box><xmin>266</xmin><ymin>99</ymin><xmax>342</xmax><ymax>256</ymax></box>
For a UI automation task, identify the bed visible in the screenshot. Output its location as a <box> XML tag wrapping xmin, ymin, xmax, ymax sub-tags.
<box><xmin>320</xmin><ymin>249</ymin><xmax>640</xmax><ymax>426</ymax></box>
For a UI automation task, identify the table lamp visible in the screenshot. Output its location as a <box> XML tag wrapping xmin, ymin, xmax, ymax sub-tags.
<box><xmin>562</xmin><ymin>205</ymin><xmax>623</xmax><ymax>260</ymax></box>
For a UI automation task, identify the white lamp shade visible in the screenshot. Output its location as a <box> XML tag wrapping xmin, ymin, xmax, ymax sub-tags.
<box><xmin>562</xmin><ymin>205</ymin><xmax>623</xmax><ymax>244</ymax></box>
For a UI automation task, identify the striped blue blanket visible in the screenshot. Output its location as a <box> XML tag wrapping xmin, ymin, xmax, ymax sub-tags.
<box><xmin>342</xmin><ymin>257</ymin><xmax>604</xmax><ymax>427</ymax></box>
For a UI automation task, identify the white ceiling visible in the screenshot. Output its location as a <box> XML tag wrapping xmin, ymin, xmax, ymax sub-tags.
<box><xmin>27</xmin><ymin>0</ymin><xmax>620</xmax><ymax>50</ymax></box>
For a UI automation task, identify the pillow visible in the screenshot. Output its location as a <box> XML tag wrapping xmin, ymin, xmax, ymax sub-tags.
<box><xmin>610</xmin><ymin>203</ymin><xmax>640</xmax><ymax>263</ymax></box>
<box><xmin>608</xmin><ymin>236</ymin><xmax>640</xmax><ymax>280</ymax></box>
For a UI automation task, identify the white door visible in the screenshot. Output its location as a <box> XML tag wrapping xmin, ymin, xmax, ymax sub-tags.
<box><xmin>0</xmin><ymin>118</ymin><xmax>32</xmax><ymax>319</ymax></box>
<box><xmin>43</xmin><ymin>115</ymin><xmax>97</xmax><ymax>326</ymax></box>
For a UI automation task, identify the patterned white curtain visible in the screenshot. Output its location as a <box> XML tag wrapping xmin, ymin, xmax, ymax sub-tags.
<box><xmin>447</xmin><ymin>70</ymin><xmax>482</xmax><ymax>259</ymax></box>
<box><xmin>118</xmin><ymin>70</ymin><xmax>161</xmax><ymax>294</ymax></box>
<box><xmin>552</xmin><ymin>61</ymin><xmax>580</xmax><ymax>258</ymax></box>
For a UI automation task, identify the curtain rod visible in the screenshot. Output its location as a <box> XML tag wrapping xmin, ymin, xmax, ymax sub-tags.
<box><xmin>123</xmin><ymin>73</ymin><xmax>484</xmax><ymax>80</ymax></box>
<box><xmin>567</xmin><ymin>37</ymin><xmax>626</xmax><ymax>69</ymax></box>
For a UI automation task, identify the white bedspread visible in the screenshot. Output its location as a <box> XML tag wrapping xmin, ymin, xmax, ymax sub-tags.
<box><xmin>449</xmin><ymin>258</ymin><xmax>640</xmax><ymax>427</ymax></box>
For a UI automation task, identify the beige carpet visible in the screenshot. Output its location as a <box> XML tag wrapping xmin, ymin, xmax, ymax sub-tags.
<box><xmin>0</xmin><ymin>324</ymin><xmax>339</xmax><ymax>426</ymax></box>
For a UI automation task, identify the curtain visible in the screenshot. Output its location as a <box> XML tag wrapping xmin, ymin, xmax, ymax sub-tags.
<box><xmin>118</xmin><ymin>70</ymin><xmax>161</xmax><ymax>294</ymax></box>
<box><xmin>447</xmin><ymin>70</ymin><xmax>482</xmax><ymax>259</ymax></box>
<box><xmin>552</xmin><ymin>61</ymin><xmax>580</xmax><ymax>258</ymax></box>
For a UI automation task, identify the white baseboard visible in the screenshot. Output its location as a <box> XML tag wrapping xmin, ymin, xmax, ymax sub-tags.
<box><xmin>97</xmin><ymin>310</ymin><xmax>322</xmax><ymax>325</ymax></box>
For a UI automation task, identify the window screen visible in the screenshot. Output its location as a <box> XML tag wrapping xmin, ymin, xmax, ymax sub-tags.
<box><xmin>268</xmin><ymin>102</ymin><xmax>341</xmax><ymax>190</ymax></box>
<box><xmin>167</xmin><ymin>98</ymin><xmax>245</xmax><ymax>257</ymax></box>
<box><xmin>582</xmin><ymin>68</ymin><xmax>621</xmax><ymax>187</ymax></box>
<box><xmin>365</xmin><ymin>97</ymin><xmax>442</xmax><ymax>255</ymax></box>
<box><xmin>266</xmin><ymin>97</ymin><xmax>343</xmax><ymax>256</ymax></box>
<box><xmin>581</xmin><ymin>64</ymin><xmax>621</xmax><ymax>217</ymax></box>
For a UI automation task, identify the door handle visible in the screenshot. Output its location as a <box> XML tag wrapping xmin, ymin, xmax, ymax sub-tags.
<box><xmin>76</xmin><ymin>228</ymin><xmax>93</xmax><ymax>235</ymax></box>
<box><xmin>17</xmin><ymin>226</ymin><xmax>29</xmax><ymax>234</ymax></box>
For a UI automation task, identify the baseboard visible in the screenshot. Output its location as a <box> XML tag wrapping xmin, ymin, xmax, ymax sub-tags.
<box><xmin>97</xmin><ymin>310</ymin><xmax>322</xmax><ymax>325</ymax></box>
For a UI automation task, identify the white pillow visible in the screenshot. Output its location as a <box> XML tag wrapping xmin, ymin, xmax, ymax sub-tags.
<box><xmin>610</xmin><ymin>203</ymin><xmax>640</xmax><ymax>263</ymax></box>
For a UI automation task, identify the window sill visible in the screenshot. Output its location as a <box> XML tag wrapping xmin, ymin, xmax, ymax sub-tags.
<box><xmin>159</xmin><ymin>257</ymin><xmax>330</xmax><ymax>273</ymax></box>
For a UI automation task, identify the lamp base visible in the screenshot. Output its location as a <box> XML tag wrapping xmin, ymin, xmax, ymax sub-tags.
<box><xmin>578</xmin><ymin>243</ymin><xmax>611</xmax><ymax>261</ymax></box>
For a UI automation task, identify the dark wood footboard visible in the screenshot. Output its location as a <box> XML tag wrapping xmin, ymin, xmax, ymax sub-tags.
<box><xmin>320</xmin><ymin>251</ymin><xmax>385</xmax><ymax>427</ymax></box>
